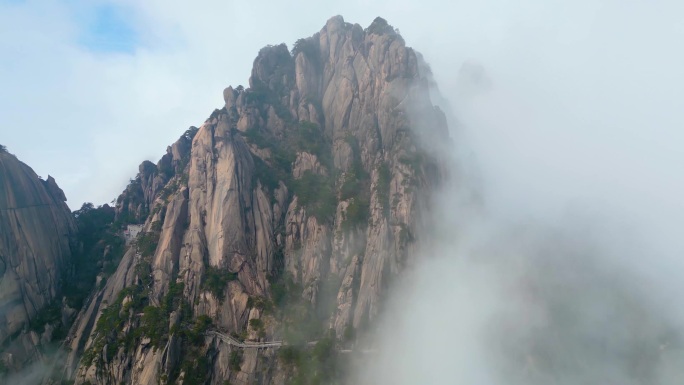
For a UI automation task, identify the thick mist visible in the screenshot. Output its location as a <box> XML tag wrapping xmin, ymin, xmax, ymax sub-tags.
<box><xmin>357</xmin><ymin>220</ymin><xmax>684</xmax><ymax>384</ymax></box>
<box><xmin>355</xmin><ymin>96</ymin><xmax>684</xmax><ymax>383</ymax></box>
<box><xmin>354</xmin><ymin>3</ymin><xmax>684</xmax><ymax>384</ymax></box>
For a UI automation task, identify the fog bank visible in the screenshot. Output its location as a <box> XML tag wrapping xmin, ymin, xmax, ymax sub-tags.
<box><xmin>356</xmin><ymin>1</ymin><xmax>684</xmax><ymax>383</ymax></box>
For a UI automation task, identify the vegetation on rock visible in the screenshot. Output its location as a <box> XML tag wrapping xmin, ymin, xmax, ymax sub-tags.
<box><xmin>292</xmin><ymin>171</ymin><xmax>336</xmax><ymax>221</ymax></box>
<box><xmin>279</xmin><ymin>332</ymin><xmax>345</xmax><ymax>385</ymax></box>
<box><xmin>65</xmin><ymin>203</ymin><xmax>124</xmax><ymax>309</ymax></box>
<box><xmin>376</xmin><ymin>162</ymin><xmax>392</xmax><ymax>216</ymax></box>
<box><xmin>201</xmin><ymin>266</ymin><xmax>238</xmax><ymax>302</ymax></box>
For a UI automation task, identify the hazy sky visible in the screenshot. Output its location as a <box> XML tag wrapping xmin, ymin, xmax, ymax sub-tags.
<box><xmin>1</xmin><ymin>0</ymin><xmax>682</xmax><ymax>257</ymax></box>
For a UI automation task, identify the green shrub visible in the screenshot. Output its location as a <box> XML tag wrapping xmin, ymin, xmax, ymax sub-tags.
<box><xmin>252</xmin><ymin>155</ymin><xmax>281</xmax><ymax>192</ymax></box>
<box><xmin>95</xmin><ymin>301</ymin><xmax>123</xmax><ymax>333</ymax></box>
<box><xmin>366</xmin><ymin>17</ymin><xmax>396</xmax><ymax>36</ymax></box>
<box><xmin>243</xmin><ymin>85</ymin><xmax>270</xmax><ymax>106</ymax></box>
<box><xmin>66</xmin><ymin>203</ymin><xmax>123</xmax><ymax>309</ymax></box>
<box><xmin>163</xmin><ymin>281</ymin><xmax>184</xmax><ymax>313</ymax></box>
<box><xmin>278</xmin><ymin>334</ymin><xmax>342</xmax><ymax>385</ymax></box>
<box><xmin>159</xmin><ymin>180</ymin><xmax>179</xmax><ymax>201</ymax></box>
<box><xmin>29</xmin><ymin>303</ymin><xmax>62</xmax><ymax>334</ymax></box>
<box><xmin>291</xmin><ymin>38</ymin><xmax>319</xmax><ymax>62</ymax></box>
<box><xmin>151</xmin><ymin>220</ymin><xmax>163</xmax><ymax>232</ymax></box>
<box><xmin>294</xmin><ymin>122</ymin><xmax>329</xmax><ymax>163</ymax></box>
<box><xmin>229</xmin><ymin>350</ymin><xmax>243</xmax><ymax>372</ymax></box>
<box><xmin>119</xmin><ymin>286</ymin><xmax>145</xmax><ymax>313</ymax></box>
<box><xmin>137</xmin><ymin>231</ymin><xmax>159</xmax><ymax>258</ymax></box>
<box><xmin>272</xmin><ymin>146</ymin><xmax>296</xmax><ymax>173</ymax></box>
<box><xmin>88</xmin><ymin>289</ymin><xmax>135</xmax><ymax>363</ymax></box>
<box><xmin>185</xmin><ymin>315</ymin><xmax>212</xmax><ymax>345</ymax></box>
<box><xmin>398</xmin><ymin>152</ymin><xmax>425</xmax><ymax>169</ymax></box>
<box><xmin>270</xmin><ymin>282</ymin><xmax>288</xmax><ymax>308</ymax></box>
<box><xmin>244</xmin><ymin>79</ymin><xmax>292</xmax><ymax>120</ymax></box>
<box><xmin>343</xmin><ymin>325</ymin><xmax>355</xmax><ymax>342</ymax></box>
<box><xmin>242</xmin><ymin>120</ymin><xmax>336</xmax><ymax>206</ymax></box>
<box><xmin>251</xmin><ymin>318</ymin><xmax>266</xmax><ymax>338</ymax></box>
<box><xmin>339</xmin><ymin>172</ymin><xmax>362</xmax><ymax>201</ymax></box>
<box><xmin>345</xmin><ymin>135</ymin><xmax>367</xmax><ymax>175</ymax></box>
<box><xmin>163</xmin><ymin>304</ymin><xmax>216</xmax><ymax>383</ymax></box>
<box><xmin>141</xmin><ymin>306</ymin><xmax>167</xmax><ymax>348</ymax></box>
<box><xmin>158</xmin><ymin>161</ymin><xmax>174</xmax><ymax>178</ymax></box>
<box><xmin>87</xmin><ymin>275</ymin><xmax>213</xmax><ymax>372</ymax></box>
<box><xmin>343</xmin><ymin>198</ymin><xmax>369</xmax><ymax>230</ymax></box>
<box><xmin>243</xmin><ymin>127</ymin><xmax>272</xmax><ymax>149</ymax></box>
<box><xmin>135</xmin><ymin>259</ymin><xmax>153</xmax><ymax>288</ymax></box>
<box><xmin>292</xmin><ymin>171</ymin><xmax>336</xmax><ymax>221</ymax></box>
<box><xmin>337</xmin><ymin>135</ymin><xmax>371</xmax><ymax>229</ymax></box>
<box><xmin>249</xmin><ymin>318</ymin><xmax>264</xmax><ymax>328</ymax></box>
<box><xmin>201</xmin><ymin>266</ymin><xmax>237</xmax><ymax>301</ymax></box>
<box><xmin>399</xmin><ymin>223</ymin><xmax>415</xmax><ymax>244</ymax></box>
<box><xmin>312</xmin><ymin>335</ymin><xmax>335</xmax><ymax>361</ymax></box>
<box><xmin>242</xmin><ymin>127</ymin><xmax>299</xmax><ymax>194</ymax></box>
<box><xmin>269</xmin><ymin>274</ymin><xmax>301</xmax><ymax>309</ymax></box>
<box><xmin>180</xmin><ymin>355</ymin><xmax>210</xmax><ymax>385</ymax></box>
<box><xmin>85</xmin><ymin>275</ymin><xmax>170</xmax><ymax>367</ymax></box>
<box><xmin>278</xmin><ymin>345</ymin><xmax>302</xmax><ymax>367</ymax></box>
<box><xmin>247</xmin><ymin>296</ymin><xmax>273</xmax><ymax>313</ymax></box>
<box><xmin>183</xmin><ymin>126</ymin><xmax>199</xmax><ymax>141</ymax></box>
<box><xmin>376</xmin><ymin>162</ymin><xmax>391</xmax><ymax>215</ymax></box>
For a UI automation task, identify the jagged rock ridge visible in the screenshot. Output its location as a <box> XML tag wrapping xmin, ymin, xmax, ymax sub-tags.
<box><xmin>65</xmin><ymin>15</ymin><xmax>449</xmax><ymax>385</ymax></box>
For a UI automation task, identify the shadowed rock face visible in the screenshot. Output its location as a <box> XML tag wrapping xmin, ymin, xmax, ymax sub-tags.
<box><xmin>0</xmin><ymin>150</ymin><xmax>76</xmax><ymax>362</ymax></box>
<box><xmin>66</xmin><ymin>15</ymin><xmax>449</xmax><ymax>385</ymax></box>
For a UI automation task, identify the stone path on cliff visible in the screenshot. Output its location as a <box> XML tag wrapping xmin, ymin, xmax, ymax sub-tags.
<box><xmin>207</xmin><ymin>330</ymin><xmax>285</xmax><ymax>348</ymax></box>
<box><xmin>207</xmin><ymin>330</ymin><xmax>376</xmax><ymax>354</ymax></box>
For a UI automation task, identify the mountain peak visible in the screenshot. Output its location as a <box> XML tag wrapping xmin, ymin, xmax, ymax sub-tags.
<box><xmin>61</xmin><ymin>15</ymin><xmax>448</xmax><ymax>385</ymax></box>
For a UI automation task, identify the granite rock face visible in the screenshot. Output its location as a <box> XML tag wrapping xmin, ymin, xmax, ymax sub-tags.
<box><xmin>0</xmin><ymin>150</ymin><xmax>76</xmax><ymax>366</ymax></box>
<box><xmin>66</xmin><ymin>16</ymin><xmax>448</xmax><ymax>385</ymax></box>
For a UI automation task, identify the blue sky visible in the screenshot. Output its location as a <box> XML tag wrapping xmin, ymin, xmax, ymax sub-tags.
<box><xmin>78</xmin><ymin>3</ymin><xmax>139</xmax><ymax>53</ymax></box>
<box><xmin>1</xmin><ymin>1</ymin><xmax>142</xmax><ymax>54</ymax></box>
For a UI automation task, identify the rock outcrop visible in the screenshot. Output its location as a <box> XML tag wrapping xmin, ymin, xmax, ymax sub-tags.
<box><xmin>65</xmin><ymin>15</ymin><xmax>448</xmax><ymax>385</ymax></box>
<box><xmin>0</xmin><ymin>149</ymin><xmax>76</xmax><ymax>368</ymax></box>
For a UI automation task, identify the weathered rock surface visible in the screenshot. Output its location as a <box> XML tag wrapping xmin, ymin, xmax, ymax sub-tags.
<box><xmin>0</xmin><ymin>150</ymin><xmax>76</xmax><ymax>367</ymax></box>
<box><xmin>66</xmin><ymin>15</ymin><xmax>448</xmax><ymax>385</ymax></box>
<box><xmin>115</xmin><ymin>128</ymin><xmax>196</xmax><ymax>224</ymax></box>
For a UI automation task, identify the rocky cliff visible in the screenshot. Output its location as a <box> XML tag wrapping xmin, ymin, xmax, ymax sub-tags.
<box><xmin>65</xmin><ymin>15</ymin><xmax>448</xmax><ymax>385</ymax></box>
<box><xmin>0</xmin><ymin>149</ymin><xmax>77</xmax><ymax>370</ymax></box>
